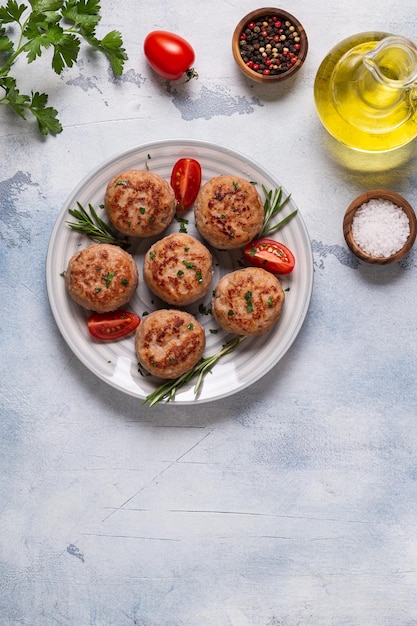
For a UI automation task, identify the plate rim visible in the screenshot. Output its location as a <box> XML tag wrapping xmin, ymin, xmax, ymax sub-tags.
<box><xmin>46</xmin><ymin>138</ymin><xmax>314</xmax><ymax>405</ymax></box>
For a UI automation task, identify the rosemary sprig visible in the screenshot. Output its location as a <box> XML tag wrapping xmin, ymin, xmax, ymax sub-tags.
<box><xmin>66</xmin><ymin>202</ymin><xmax>130</xmax><ymax>249</ymax></box>
<box><xmin>258</xmin><ymin>184</ymin><xmax>297</xmax><ymax>237</ymax></box>
<box><xmin>143</xmin><ymin>335</ymin><xmax>246</xmax><ymax>407</ymax></box>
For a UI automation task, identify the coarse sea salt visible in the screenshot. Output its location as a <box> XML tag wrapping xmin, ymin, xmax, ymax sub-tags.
<box><xmin>351</xmin><ymin>198</ymin><xmax>410</xmax><ymax>257</ymax></box>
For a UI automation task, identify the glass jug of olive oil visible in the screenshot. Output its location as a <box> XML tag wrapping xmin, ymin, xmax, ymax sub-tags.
<box><xmin>314</xmin><ymin>33</ymin><xmax>417</xmax><ymax>152</ymax></box>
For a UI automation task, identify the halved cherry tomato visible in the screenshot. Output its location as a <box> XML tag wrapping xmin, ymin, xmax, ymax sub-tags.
<box><xmin>144</xmin><ymin>31</ymin><xmax>198</xmax><ymax>81</ymax></box>
<box><xmin>87</xmin><ymin>310</ymin><xmax>140</xmax><ymax>341</ymax></box>
<box><xmin>244</xmin><ymin>238</ymin><xmax>295</xmax><ymax>275</ymax></box>
<box><xmin>170</xmin><ymin>158</ymin><xmax>202</xmax><ymax>210</ymax></box>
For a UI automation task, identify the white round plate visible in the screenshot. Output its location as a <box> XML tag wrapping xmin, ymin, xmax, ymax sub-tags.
<box><xmin>46</xmin><ymin>139</ymin><xmax>313</xmax><ymax>405</ymax></box>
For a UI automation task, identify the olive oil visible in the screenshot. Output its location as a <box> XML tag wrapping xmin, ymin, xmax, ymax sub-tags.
<box><xmin>314</xmin><ymin>32</ymin><xmax>417</xmax><ymax>152</ymax></box>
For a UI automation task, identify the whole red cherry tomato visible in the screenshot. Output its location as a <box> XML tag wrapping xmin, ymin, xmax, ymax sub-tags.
<box><xmin>87</xmin><ymin>310</ymin><xmax>140</xmax><ymax>341</ymax></box>
<box><xmin>170</xmin><ymin>158</ymin><xmax>202</xmax><ymax>210</ymax></box>
<box><xmin>244</xmin><ymin>238</ymin><xmax>295</xmax><ymax>275</ymax></box>
<box><xmin>144</xmin><ymin>31</ymin><xmax>198</xmax><ymax>81</ymax></box>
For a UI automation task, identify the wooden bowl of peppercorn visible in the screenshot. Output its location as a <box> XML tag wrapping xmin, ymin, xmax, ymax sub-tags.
<box><xmin>232</xmin><ymin>8</ymin><xmax>308</xmax><ymax>83</ymax></box>
<box><xmin>343</xmin><ymin>190</ymin><xmax>417</xmax><ymax>264</ymax></box>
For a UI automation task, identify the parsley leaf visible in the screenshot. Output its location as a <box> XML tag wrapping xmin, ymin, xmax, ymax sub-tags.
<box><xmin>30</xmin><ymin>1</ymin><xmax>64</xmax><ymax>15</ymax></box>
<box><xmin>23</xmin><ymin>23</ymin><xmax>81</xmax><ymax>70</ymax></box>
<box><xmin>0</xmin><ymin>2</ymin><xmax>27</xmax><ymax>24</ymax></box>
<box><xmin>0</xmin><ymin>76</ymin><xmax>30</xmax><ymax>117</ymax></box>
<box><xmin>0</xmin><ymin>27</ymin><xmax>14</xmax><ymax>54</ymax></box>
<box><xmin>95</xmin><ymin>30</ymin><xmax>127</xmax><ymax>76</ymax></box>
<box><xmin>0</xmin><ymin>0</ymin><xmax>127</xmax><ymax>134</ymax></box>
<box><xmin>62</xmin><ymin>0</ymin><xmax>101</xmax><ymax>34</ymax></box>
<box><xmin>29</xmin><ymin>91</ymin><xmax>62</xmax><ymax>135</ymax></box>
<box><xmin>0</xmin><ymin>76</ymin><xmax>62</xmax><ymax>134</ymax></box>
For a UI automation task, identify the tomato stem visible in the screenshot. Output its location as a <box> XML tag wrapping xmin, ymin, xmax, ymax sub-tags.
<box><xmin>185</xmin><ymin>67</ymin><xmax>199</xmax><ymax>81</ymax></box>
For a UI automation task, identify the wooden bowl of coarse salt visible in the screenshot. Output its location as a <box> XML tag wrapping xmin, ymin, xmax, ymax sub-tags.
<box><xmin>343</xmin><ymin>190</ymin><xmax>417</xmax><ymax>265</ymax></box>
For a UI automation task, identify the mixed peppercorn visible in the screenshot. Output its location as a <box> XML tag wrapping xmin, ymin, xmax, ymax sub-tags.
<box><xmin>238</xmin><ymin>15</ymin><xmax>302</xmax><ymax>77</ymax></box>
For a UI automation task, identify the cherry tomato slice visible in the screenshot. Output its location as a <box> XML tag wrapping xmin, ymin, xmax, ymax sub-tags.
<box><xmin>244</xmin><ymin>238</ymin><xmax>295</xmax><ymax>275</ymax></box>
<box><xmin>87</xmin><ymin>310</ymin><xmax>140</xmax><ymax>341</ymax></box>
<box><xmin>170</xmin><ymin>158</ymin><xmax>202</xmax><ymax>210</ymax></box>
<box><xmin>144</xmin><ymin>31</ymin><xmax>197</xmax><ymax>81</ymax></box>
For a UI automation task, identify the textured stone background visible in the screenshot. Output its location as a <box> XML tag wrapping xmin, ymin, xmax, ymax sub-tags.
<box><xmin>1</xmin><ymin>1</ymin><xmax>417</xmax><ymax>624</ymax></box>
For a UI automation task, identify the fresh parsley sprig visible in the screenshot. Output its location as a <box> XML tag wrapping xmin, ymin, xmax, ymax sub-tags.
<box><xmin>66</xmin><ymin>201</ymin><xmax>130</xmax><ymax>249</ymax></box>
<box><xmin>258</xmin><ymin>184</ymin><xmax>297</xmax><ymax>237</ymax></box>
<box><xmin>143</xmin><ymin>336</ymin><xmax>246</xmax><ymax>407</ymax></box>
<box><xmin>0</xmin><ymin>0</ymin><xmax>127</xmax><ymax>135</ymax></box>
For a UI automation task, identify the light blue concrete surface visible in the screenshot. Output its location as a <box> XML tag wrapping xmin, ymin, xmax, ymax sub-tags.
<box><xmin>1</xmin><ymin>1</ymin><xmax>417</xmax><ymax>624</ymax></box>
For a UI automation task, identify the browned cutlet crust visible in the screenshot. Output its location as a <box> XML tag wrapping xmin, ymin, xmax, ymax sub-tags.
<box><xmin>135</xmin><ymin>309</ymin><xmax>206</xmax><ymax>379</ymax></box>
<box><xmin>194</xmin><ymin>175</ymin><xmax>264</xmax><ymax>249</ymax></box>
<box><xmin>212</xmin><ymin>267</ymin><xmax>285</xmax><ymax>335</ymax></box>
<box><xmin>65</xmin><ymin>243</ymin><xmax>138</xmax><ymax>312</ymax></box>
<box><xmin>143</xmin><ymin>233</ymin><xmax>213</xmax><ymax>305</ymax></box>
<box><xmin>104</xmin><ymin>169</ymin><xmax>176</xmax><ymax>237</ymax></box>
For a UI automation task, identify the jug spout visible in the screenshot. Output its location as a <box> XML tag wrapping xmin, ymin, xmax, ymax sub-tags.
<box><xmin>314</xmin><ymin>31</ymin><xmax>417</xmax><ymax>151</ymax></box>
<box><xmin>363</xmin><ymin>35</ymin><xmax>417</xmax><ymax>88</ymax></box>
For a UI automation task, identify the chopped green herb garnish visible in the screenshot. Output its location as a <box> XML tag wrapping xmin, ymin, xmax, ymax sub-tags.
<box><xmin>187</xmin><ymin>323</ymin><xmax>195</xmax><ymax>330</ymax></box>
<box><xmin>102</xmin><ymin>271</ymin><xmax>115</xmax><ymax>288</ymax></box>
<box><xmin>228</xmin><ymin>310</ymin><xmax>235</xmax><ymax>317</ymax></box>
<box><xmin>177</xmin><ymin>270</ymin><xmax>184</xmax><ymax>276</ymax></box>
<box><xmin>245</xmin><ymin>290</ymin><xmax>253</xmax><ymax>313</ymax></box>
<box><xmin>174</xmin><ymin>216</ymin><xmax>188</xmax><ymax>233</ymax></box>
<box><xmin>139</xmin><ymin>206</ymin><xmax>146</xmax><ymax>214</ymax></box>
<box><xmin>196</xmin><ymin>269</ymin><xmax>203</xmax><ymax>282</ymax></box>
<box><xmin>137</xmin><ymin>363</ymin><xmax>148</xmax><ymax>376</ymax></box>
<box><xmin>121</xmin><ymin>278</ymin><xmax>128</xmax><ymax>286</ymax></box>
<box><xmin>199</xmin><ymin>303</ymin><xmax>212</xmax><ymax>315</ymax></box>
<box><xmin>267</xmin><ymin>297</ymin><xmax>274</xmax><ymax>307</ymax></box>
<box><xmin>183</xmin><ymin>260</ymin><xmax>197</xmax><ymax>269</ymax></box>
<box><xmin>115</xmin><ymin>180</ymin><xmax>127</xmax><ymax>187</ymax></box>
<box><xmin>233</xmin><ymin>181</ymin><xmax>239</xmax><ymax>191</ymax></box>
<box><xmin>149</xmin><ymin>252</ymin><xmax>156</xmax><ymax>260</ymax></box>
